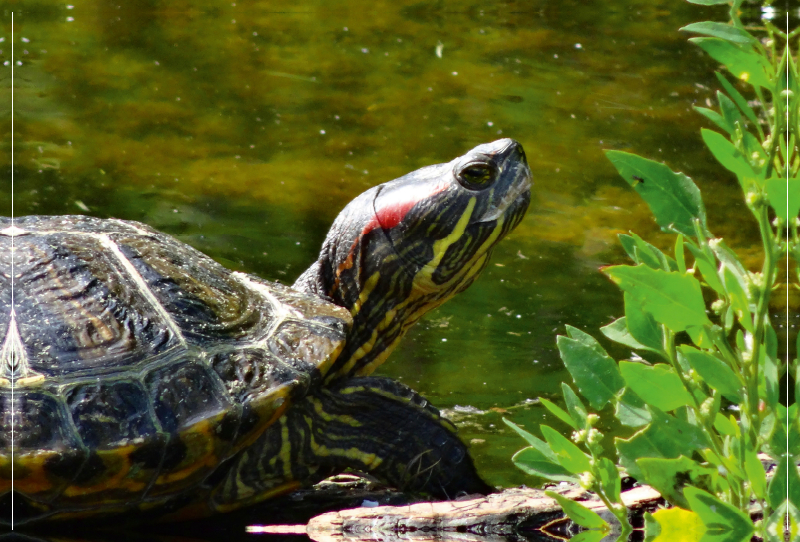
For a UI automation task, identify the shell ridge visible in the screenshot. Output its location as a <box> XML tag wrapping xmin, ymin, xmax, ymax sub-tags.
<box><xmin>230</xmin><ymin>272</ymin><xmax>299</xmax><ymax>343</ymax></box>
<box><xmin>93</xmin><ymin>233</ymin><xmax>187</xmax><ymax>348</ymax></box>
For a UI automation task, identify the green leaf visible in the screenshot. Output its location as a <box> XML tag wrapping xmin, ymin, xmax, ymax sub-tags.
<box><xmin>624</xmin><ymin>292</ymin><xmax>665</xmax><ymax>353</ymax></box>
<box><xmin>544</xmin><ymin>490</ymin><xmax>608</xmax><ymax>530</ymax></box>
<box><xmin>691</xmin><ymin>37</ymin><xmax>773</xmax><ymax>89</ymax></box>
<box><xmin>722</xmin><ymin>266</ymin><xmax>753</xmax><ymax>332</ymax></box>
<box><xmin>713</xmin><ymin>413</ymin><xmax>737</xmax><ymax>436</ymax></box>
<box><xmin>791</xmin><ymin>457</ymin><xmax>800</xmax><ymax>509</ymax></box>
<box><xmin>700</xmin><ymin>129</ymin><xmax>759</xmax><ymax>192</ymax></box>
<box><xmin>715</xmin><ymin>72</ymin><xmax>760</xmax><ymax>131</ymax></box>
<box><xmin>717</xmin><ymin>92</ymin><xmax>742</xmax><ymax>129</ymax></box>
<box><xmin>503</xmin><ymin>418</ymin><xmax>560</xmax><ymax>463</ymax></box>
<box><xmin>744</xmin><ymin>448</ymin><xmax>767</xmax><ymax>501</ymax></box>
<box><xmin>600</xmin><ymin>316</ymin><xmax>655</xmax><ymax>353</ymax></box>
<box><xmin>557</xmin><ymin>326</ymin><xmax>625</xmax><ymax>410</ymax></box>
<box><xmin>765</xmin><ymin>177</ymin><xmax>800</xmax><ymax>221</ymax></box>
<box><xmin>644</xmin><ymin>511</ymin><xmax>661</xmax><ymax>539</ymax></box>
<box><xmin>790</xmin><ymin>405</ymin><xmax>800</xmax><ymax>458</ymax></box>
<box><xmin>768</xmin><ymin>413</ymin><xmax>788</xmax><ymax>461</ymax></box>
<box><xmin>685</xmin><ymin>245</ymin><xmax>725</xmax><ymax>295</ymax></box>
<box><xmin>686</xmin><ymin>324</ymin><xmax>715</xmax><ymax>349</ymax></box>
<box><xmin>694</xmin><ymin>106</ymin><xmax>734</xmax><ymax>135</ymax></box>
<box><xmin>618</xmin><ymin>233</ymin><xmax>639</xmax><ymax>264</ymax></box>
<box><xmin>605</xmin><ymin>151</ymin><xmax>707</xmax><ymax>236</ymax></box>
<box><xmin>675</xmin><ymin>234</ymin><xmax>686</xmax><ymax>274</ymax></box>
<box><xmin>741</xmin><ymin>130</ymin><xmax>765</xmax><ymax>163</ymax></box>
<box><xmin>541</xmin><ymin>425</ymin><xmax>592</xmax><ymax>475</ymax></box>
<box><xmin>620</xmin><ymin>361</ymin><xmax>693</xmax><ymax>411</ymax></box>
<box><xmin>763</xmin><ymin>324</ymin><xmax>779</xmax><ymax>409</ymax></box>
<box><xmin>616</xmin><ymin>407</ymin><xmax>709</xmax><ymax>480</ymax></box>
<box><xmin>650</xmin><ymin>508</ymin><xmax>707</xmax><ymax>541</ymax></box>
<box><xmin>680</xmin><ymin>346</ymin><xmax>743</xmax><ymax>402</ymax></box>
<box><xmin>615</xmin><ymin>387</ymin><xmax>651</xmax><ymax>427</ymax></box>
<box><xmin>707</xmin><ymin>239</ymin><xmax>749</xmax><ymax>284</ymax></box>
<box><xmin>604</xmin><ymin>265</ymin><xmax>711</xmax><ymax>332</ymax></box>
<box><xmin>734</xmin><ymin>329</ymin><xmax>746</xmax><ymax>354</ymax></box>
<box><xmin>540</xmin><ymin>397</ymin><xmax>578</xmax><ymax>430</ymax></box>
<box><xmin>788</xmin><ymin>48</ymin><xmax>800</xmax><ymax>142</ymax></box>
<box><xmin>758</xmin><ymin>413</ymin><xmax>776</xmax><ymax>450</ymax></box>
<box><xmin>681</xmin><ymin>22</ymin><xmax>758</xmax><ymax>46</ymax></box>
<box><xmin>511</xmin><ymin>446</ymin><xmax>579</xmax><ymax>483</ymax></box>
<box><xmin>596</xmin><ymin>456</ymin><xmax>621</xmax><ymax>503</ymax></box>
<box><xmin>637</xmin><ymin>455</ymin><xmax>715</xmax><ymax>509</ymax></box>
<box><xmin>786</xmin><ymin>41</ymin><xmax>799</xmax><ymax>95</ymax></box>
<box><xmin>684</xmin><ymin>486</ymin><xmax>754</xmax><ymax>542</ymax></box>
<box><xmin>626</xmin><ymin>232</ymin><xmax>673</xmax><ymax>271</ymax></box>
<box><xmin>561</xmin><ymin>383</ymin><xmax>588</xmax><ymax>429</ymax></box>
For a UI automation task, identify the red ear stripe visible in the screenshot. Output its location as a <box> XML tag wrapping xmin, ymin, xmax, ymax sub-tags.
<box><xmin>363</xmin><ymin>182</ymin><xmax>448</xmax><ymax>237</ymax></box>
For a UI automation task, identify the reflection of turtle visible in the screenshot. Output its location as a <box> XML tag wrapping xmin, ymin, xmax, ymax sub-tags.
<box><xmin>0</xmin><ymin>139</ymin><xmax>531</xmax><ymax>524</ymax></box>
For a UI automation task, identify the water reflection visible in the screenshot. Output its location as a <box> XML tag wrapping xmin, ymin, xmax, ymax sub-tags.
<box><xmin>0</xmin><ymin>531</ymin><xmax>565</xmax><ymax>542</ymax></box>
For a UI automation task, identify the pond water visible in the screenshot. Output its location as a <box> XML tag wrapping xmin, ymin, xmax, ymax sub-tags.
<box><xmin>0</xmin><ymin>0</ymin><xmax>797</xmax><ymax>539</ymax></box>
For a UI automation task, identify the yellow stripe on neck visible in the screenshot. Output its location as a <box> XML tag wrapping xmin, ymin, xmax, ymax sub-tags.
<box><xmin>333</xmin><ymin>197</ymin><xmax>508</xmax><ymax>380</ymax></box>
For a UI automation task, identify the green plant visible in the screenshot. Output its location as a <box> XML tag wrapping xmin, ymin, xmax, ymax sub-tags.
<box><xmin>506</xmin><ymin>1</ymin><xmax>798</xmax><ymax>540</ymax></box>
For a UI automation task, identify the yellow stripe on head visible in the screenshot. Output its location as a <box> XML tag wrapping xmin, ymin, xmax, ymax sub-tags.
<box><xmin>313</xmin><ymin>139</ymin><xmax>530</xmax><ymax>381</ymax></box>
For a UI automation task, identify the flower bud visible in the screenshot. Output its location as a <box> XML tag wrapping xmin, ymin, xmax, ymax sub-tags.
<box><xmin>579</xmin><ymin>471</ymin><xmax>595</xmax><ymax>490</ymax></box>
<box><xmin>587</xmin><ymin>428</ymin><xmax>602</xmax><ymax>446</ymax></box>
<box><xmin>745</xmin><ymin>191</ymin><xmax>760</xmax><ymax>206</ymax></box>
<box><xmin>700</xmin><ymin>396</ymin><xmax>715</xmax><ymax>419</ymax></box>
<box><xmin>746</xmin><ymin>271</ymin><xmax>763</xmax><ymax>301</ymax></box>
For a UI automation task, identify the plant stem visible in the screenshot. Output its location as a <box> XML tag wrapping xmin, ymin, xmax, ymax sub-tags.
<box><xmin>664</xmin><ymin>331</ymin><xmax>729</xmax><ymax>463</ymax></box>
<box><xmin>592</xmin><ymin>483</ymin><xmax>632</xmax><ymax>535</ymax></box>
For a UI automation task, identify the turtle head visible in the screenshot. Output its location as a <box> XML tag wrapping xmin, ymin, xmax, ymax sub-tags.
<box><xmin>294</xmin><ymin>139</ymin><xmax>531</xmax><ymax>380</ymax></box>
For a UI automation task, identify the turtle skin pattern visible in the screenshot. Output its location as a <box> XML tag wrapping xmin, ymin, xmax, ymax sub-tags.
<box><xmin>0</xmin><ymin>215</ymin><xmax>350</xmax><ymax>524</ymax></box>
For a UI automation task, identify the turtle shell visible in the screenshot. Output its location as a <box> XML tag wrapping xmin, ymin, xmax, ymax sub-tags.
<box><xmin>0</xmin><ymin>215</ymin><xmax>350</xmax><ymax>522</ymax></box>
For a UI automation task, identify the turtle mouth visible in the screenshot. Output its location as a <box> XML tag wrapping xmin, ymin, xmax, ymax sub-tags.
<box><xmin>473</xmin><ymin>161</ymin><xmax>531</xmax><ymax>225</ymax></box>
<box><xmin>470</xmin><ymin>140</ymin><xmax>532</xmax><ymax>225</ymax></box>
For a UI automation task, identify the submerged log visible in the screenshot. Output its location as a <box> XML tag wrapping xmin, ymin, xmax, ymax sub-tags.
<box><xmin>240</xmin><ymin>477</ymin><xmax>662</xmax><ymax>541</ymax></box>
<box><xmin>302</xmin><ymin>485</ymin><xmax>662</xmax><ymax>541</ymax></box>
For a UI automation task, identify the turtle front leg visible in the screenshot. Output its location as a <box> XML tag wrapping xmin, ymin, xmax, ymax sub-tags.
<box><xmin>209</xmin><ymin>377</ymin><xmax>492</xmax><ymax>511</ymax></box>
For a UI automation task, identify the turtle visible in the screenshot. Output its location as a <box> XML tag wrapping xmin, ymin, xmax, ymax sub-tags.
<box><xmin>0</xmin><ymin>138</ymin><xmax>531</xmax><ymax>525</ymax></box>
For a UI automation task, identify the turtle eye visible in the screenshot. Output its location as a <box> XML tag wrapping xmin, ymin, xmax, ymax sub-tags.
<box><xmin>455</xmin><ymin>162</ymin><xmax>497</xmax><ymax>191</ymax></box>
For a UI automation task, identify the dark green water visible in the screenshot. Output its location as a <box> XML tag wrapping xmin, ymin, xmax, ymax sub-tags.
<box><xmin>0</xmin><ymin>0</ymin><xmax>794</xmax><ymax>537</ymax></box>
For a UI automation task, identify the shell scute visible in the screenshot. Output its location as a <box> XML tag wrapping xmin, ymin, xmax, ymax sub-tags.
<box><xmin>11</xmin><ymin>233</ymin><xmax>179</xmax><ymax>378</ymax></box>
<box><xmin>142</xmin><ymin>360</ymin><xmax>240</xmax><ymax>497</ymax></box>
<box><xmin>268</xmin><ymin>320</ymin><xmax>346</xmax><ymax>377</ymax></box>
<box><xmin>209</xmin><ymin>347</ymin><xmax>303</xmax><ymax>449</ymax></box>
<box><xmin>209</xmin><ymin>348</ymin><xmax>300</xmax><ymax>404</ymax></box>
<box><xmin>6</xmin><ymin>390</ymin><xmax>87</xmax><ymax>503</ymax></box>
<box><xmin>145</xmin><ymin>360</ymin><xmax>234</xmax><ymax>434</ymax></box>
<box><xmin>111</xmin><ymin>232</ymin><xmax>272</xmax><ymax>344</ymax></box>
<box><xmin>65</xmin><ymin>380</ymin><xmax>159</xmax><ymax>449</ymax></box>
